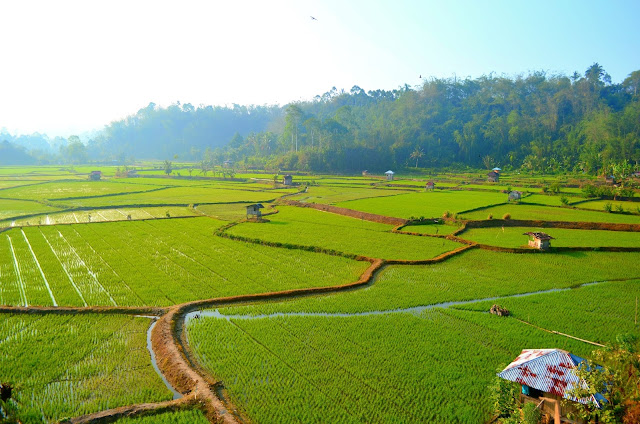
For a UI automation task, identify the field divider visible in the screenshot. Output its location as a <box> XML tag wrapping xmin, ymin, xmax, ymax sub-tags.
<box><xmin>63</xmin><ymin>393</ymin><xmax>199</xmax><ymax>424</ymax></box>
<box><xmin>460</xmin><ymin>218</ymin><xmax>640</xmax><ymax>232</ymax></box>
<box><xmin>278</xmin><ymin>199</ymin><xmax>408</xmax><ymax>226</ymax></box>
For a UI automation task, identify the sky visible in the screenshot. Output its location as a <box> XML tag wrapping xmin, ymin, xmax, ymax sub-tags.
<box><xmin>0</xmin><ymin>0</ymin><xmax>639</xmax><ymax>137</ymax></box>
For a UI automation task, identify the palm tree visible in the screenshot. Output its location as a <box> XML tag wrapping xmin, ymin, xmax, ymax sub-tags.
<box><xmin>410</xmin><ymin>147</ymin><xmax>425</xmax><ymax>168</ymax></box>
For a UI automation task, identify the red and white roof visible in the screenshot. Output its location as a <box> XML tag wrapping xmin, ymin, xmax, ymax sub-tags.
<box><xmin>499</xmin><ymin>349</ymin><xmax>604</xmax><ymax>407</ymax></box>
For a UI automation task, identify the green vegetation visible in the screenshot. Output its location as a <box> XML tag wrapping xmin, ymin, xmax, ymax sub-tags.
<box><xmin>337</xmin><ymin>190</ymin><xmax>505</xmax><ymax>218</ymax></box>
<box><xmin>399</xmin><ymin>222</ymin><xmax>460</xmax><ymax>235</ymax></box>
<box><xmin>225</xmin><ymin>206</ymin><xmax>463</xmax><ymax>260</ymax></box>
<box><xmin>460</xmin><ymin>203</ymin><xmax>640</xmax><ymax>223</ymax></box>
<box><xmin>461</xmin><ymin>226</ymin><xmax>640</xmax><ymax>248</ymax></box>
<box><xmin>220</xmin><ymin>250</ymin><xmax>640</xmax><ymax>315</ymax></box>
<box><xmin>187</xmin><ymin>308</ymin><xmax>588</xmax><ymax>423</ymax></box>
<box><xmin>0</xmin><ymin>314</ymin><xmax>171</xmax><ymax>423</ymax></box>
<box><xmin>0</xmin><ymin>218</ymin><xmax>368</xmax><ymax>307</ymax></box>
<box><xmin>111</xmin><ymin>409</ymin><xmax>210</xmax><ymax>424</ymax></box>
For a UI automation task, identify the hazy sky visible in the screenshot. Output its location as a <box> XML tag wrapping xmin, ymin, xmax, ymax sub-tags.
<box><xmin>1</xmin><ymin>0</ymin><xmax>638</xmax><ymax>137</ymax></box>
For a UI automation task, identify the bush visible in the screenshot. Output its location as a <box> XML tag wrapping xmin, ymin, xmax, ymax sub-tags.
<box><xmin>560</xmin><ymin>195</ymin><xmax>569</xmax><ymax>206</ymax></box>
<box><xmin>604</xmin><ymin>202</ymin><xmax>613</xmax><ymax>213</ymax></box>
<box><xmin>488</xmin><ymin>213</ymin><xmax>493</xmax><ymax>220</ymax></box>
<box><xmin>503</xmin><ymin>213</ymin><xmax>511</xmax><ymax>220</ymax></box>
<box><xmin>442</xmin><ymin>210</ymin><xmax>452</xmax><ymax>218</ymax></box>
<box><xmin>522</xmin><ymin>402</ymin><xmax>542</xmax><ymax>424</ymax></box>
<box><xmin>616</xmin><ymin>204</ymin><xmax>625</xmax><ymax>213</ymax></box>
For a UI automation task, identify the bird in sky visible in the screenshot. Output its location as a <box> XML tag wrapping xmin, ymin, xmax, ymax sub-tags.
<box><xmin>310</xmin><ymin>16</ymin><xmax>317</xmax><ymax>20</ymax></box>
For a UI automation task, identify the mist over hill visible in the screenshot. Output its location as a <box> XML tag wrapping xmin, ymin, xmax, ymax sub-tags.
<box><xmin>3</xmin><ymin>64</ymin><xmax>640</xmax><ymax>174</ymax></box>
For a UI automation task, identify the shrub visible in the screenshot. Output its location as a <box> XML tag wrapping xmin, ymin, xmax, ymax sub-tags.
<box><xmin>442</xmin><ymin>210</ymin><xmax>452</xmax><ymax>218</ymax></box>
<box><xmin>604</xmin><ymin>202</ymin><xmax>613</xmax><ymax>213</ymax></box>
<box><xmin>560</xmin><ymin>195</ymin><xmax>569</xmax><ymax>206</ymax></box>
<box><xmin>487</xmin><ymin>213</ymin><xmax>493</xmax><ymax>220</ymax></box>
<box><xmin>581</xmin><ymin>184</ymin><xmax>599</xmax><ymax>198</ymax></box>
<box><xmin>502</xmin><ymin>213</ymin><xmax>511</xmax><ymax>220</ymax></box>
<box><xmin>616</xmin><ymin>204</ymin><xmax>624</xmax><ymax>213</ymax></box>
<box><xmin>522</xmin><ymin>402</ymin><xmax>542</xmax><ymax>424</ymax></box>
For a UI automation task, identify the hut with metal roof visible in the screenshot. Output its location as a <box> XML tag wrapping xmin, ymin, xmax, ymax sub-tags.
<box><xmin>508</xmin><ymin>190</ymin><xmax>522</xmax><ymax>202</ymax></box>
<box><xmin>524</xmin><ymin>231</ymin><xmax>554</xmax><ymax>250</ymax></box>
<box><xmin>499</xmin><ymin>349</ymin><xmax>605</xmax><ymax>424</ymax></box>
<box><xmin>282</xmin><ymin>174</ymin><xmax>293</xmax><ymax>185</ymax></box>
<box><xmin>385</xmin><ymin>170</ymin><xmax>394</xmax><ymax>181</ymax></box>
<box><xmin>425</xmin><ymin>181</ymin><xmax>435</xmax><ymax>191</ymax></box>
<box><xmin>246</xmin><ymin>203</ymin><xmax>264</xmax><ymax>219</ymax></box>
<box><xmin>487</xmin><ymin>170</ymin><xmax>500</xmax><ymax>183</ymax></box>
<box><xmin>89</xmin><ymin>170</ymin><xmax>102</xmax><ymax>181</ymax></box>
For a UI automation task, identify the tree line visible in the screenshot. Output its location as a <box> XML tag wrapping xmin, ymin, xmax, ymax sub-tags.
<box><xmin>3</xmin><ymin>63</ymin><xmax>640</xmax><ymax>174</ymax></box>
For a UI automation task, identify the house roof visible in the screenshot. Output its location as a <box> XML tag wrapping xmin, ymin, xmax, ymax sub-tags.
<box><xmin>385</xmin><ymin>170</ymin><xmax>394</xmax><ymax>174</ymax></box>
<box><xmin>426</xmin><ymin>181</ymin><xmax>434</xmax><ymax>185</ymax></box>
<box><xmin>246</xmin><ymin>203</ymin><xmax>264</xmax><ymax>209</ymax></box>
<box><xmin>523</xmin><ymin>232</ymin><xmax>554</xmax><ymax>240</ymax></box>
<box><xmin>499</xmin><ymin>349</ymin><xmax>605</xmax><ymax>407</ymax></box>
<box><xmin>492</xmin><ymin>167</ymin><xmax>502</xmax><ymax>172</ymax></box>
<box><xmin>488</xmin><ymin>171</ymin><xmax>499</xmax><ymax>176</ymax></box>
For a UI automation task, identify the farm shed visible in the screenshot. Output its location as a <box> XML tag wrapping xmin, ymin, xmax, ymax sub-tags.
<box><xmin>246</xmin><ymin>203</ymin><xmax>264</xmax><ymax>219</ymax></box>
<box><xmin>362</xmin><ymin>170</ymin><xmax>369</xmax><ymax>176</ymax></box>
<box><xmin>223</xmin><ymin>159</ymin><xmax>233</xmax><ymax>168</ymax></box>
<box><xmin>385</xmin><ymin>170</ymin><xmax>394</xmax><ymax>181</ymax></box>
<box><xmin>425</xmin><ymin>181</ymin><xmax>435</xmax><ymax>191</ymax></box>
<box><xmin>498</xmin><ymin>349</ymin><xmax>605</xmax><ymax>424</ymax></box>
<box><xmin>89</xmin><ymin>171</ymin><xmax>102</xmax><ymax>181</ymax></box>
<box><xmin>524</xmin><ymin>231</ymin><xmax>554</xmax><ymax>250</ymax></box>
<box><xmin>487</xmin><ymin>170</ymin><xmax>499</xmax><ymax>183</ymax></box>
<box><xmin>282</xmin><ymin>175</ymin><xmax>293</xmax><ymax>185</ymax></box>
<box><xmin>508</xmin><ymin>191</ymin><xmax>521</xmax><ymax>202</ymax></box>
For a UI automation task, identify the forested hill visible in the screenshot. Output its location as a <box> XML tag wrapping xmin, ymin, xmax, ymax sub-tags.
<box><xmin>6</xmin><ymin>64</ymin><xmax>640</xmax><ymax>173</ymax></box>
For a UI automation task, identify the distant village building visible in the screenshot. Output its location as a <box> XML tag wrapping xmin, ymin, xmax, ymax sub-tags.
<box><xmin>487</xmin><ymin>170</ymin><xmax>499</xmax><ymax>183</ymax></box>
<box><xmin>127</xmin><ymin>169</ymin><xmax>139</xmax><ymax>178</ymax></box>
<box><xmin>524</xmin><ymin>231</ymin><xmax>554</xmax><ymax>250</ymax></box>
<box><xmin>89</xmin><ymin>171</ymin><xmax>102</xmax><ymax>181</ymax></box>
<box><xmin>362</xmin><ymin>170</ymin><xmax>369</xmax><ymax>176</ymax></box>
<box><xmin>246</xmin><ymin>203</ymin><xmax>264</xmax><ymax>219</ymax></box>
<box><xmin>425</xmin><ymin>181</ymin><xmax>435</xmax><ymax>191</ymax></box>
<box><xmin>508</xmin><ymin>191</ymin><xmax>522</xmax><ymax>202</ymax></box>
<box><xmin>282</xmin><ymin>175</ymin><xmax>293</xmax><ymax>185</ymax></box>
<box><xmin>385</xmin><ymin>170</ymin><xmax>394</xmax><ymax>181</ymax></box>
<box><xmin>223</xmin><ymin>160</ymin><xmax>233</xmax><ymax>168</ymax></box>
<box><xmin>605</xmin><ymin>175</ymin><xmax>616</xmax><ymax>185</ymax></box>
<box><xmin>499</xmin><ymin>349</ymin><xmax>605</xmax><ymax>424</ymax></box>
<box><xmin>632</xmin><ymin>171</ymin><xmax>640</xmax><ymax>179</ymax></box>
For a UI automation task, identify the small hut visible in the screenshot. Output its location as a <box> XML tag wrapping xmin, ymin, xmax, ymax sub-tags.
<box><xmin>508</xmin><ymin>191</ymin><xmax>521</xmax><ymax>202</ymax></box>
<box><xmin>605</xmin><ymin>175</ymin><xmax>616</xmax><ymax>185</ymax></box>
<box><xmin>425</xmin><ymin>181</ymin><xmax>435</xmax><ymax>191</ymax></box>
<box><xmin>246</xmin><ymin>204</ymin><xmax>264</xmax><ymax>219</ymax></box>
<box><xmin>385</xmin><ymin>170</ymin><xmax>394</xmax><ymax>181</ymax></box>
<box><xmin>362</xmin><ymin>170</ymin><xmax>369</xmax><ymax>176</ymax></box>
<box><xmin>282</xmin><ymin>175</ymin><xmax>293</xmax><ymax>185</ymax></box>
<box><xmin>487</xmin><ymin>170</ymin><xmax>499</xmax><ymax>183</ymax></box>
<box><xmin>89</xmin><ymin>171</ymin><xmax>102</xmax><ymax>181</ymax></box>
<box><xmin>498</xmin><ymin>349</ymin><xmax>605</xmax><ymax>424</ymax></box>
<box><xmin>223</xmin><ymin>159</ymin><xmax>233</xmax><ymax>168</ymax></box>
<box><xmin>127</xmin><ymin>169</ymin><xmax>139</xmax><ymax>178</ymax></box>
<box><xmin>524</xmin><ymin>231</ymin><xmax>554</xmax><ymax>250</ymax></box>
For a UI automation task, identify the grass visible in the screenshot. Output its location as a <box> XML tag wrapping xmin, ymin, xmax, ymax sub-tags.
<box><xmin>336</xmin><ymin>190</ymin><xmax>505</xmax><ymax>219</ymax></box>
<box><xmin>0</xmin><ymin>217</ymin><xmax>369</xmax><ymax>307</ymax></box>
<box><xmin>460</xmin><ymin>203</ymin><xmax>640</xmax><ymax>223</ymax></box>
<box><xmin>0</xmin><ymin>180</ymin><xmax>156</xmax><ymax>201</ymax></box>
<box><xmin>0</xmin><ymin>198</ymin><xmax>61</xmax><ymax>222</ymax></box>
<box><xmin>577</xmin><ymin>199</ymin><xmax>640</xmax><ymax>213</ymax></box>
<box><xmin>289</xmin><ymin>184</ymin><xmax>411</xmax><ymax>204</ymax></box>
<box><xmin>111</xmin><ymin>409</ymin><xmax>210</xmax><ymax>424</ymax></box>
<box><xmin>399</xmin><ymin>222</ymin><xmax>461</xmax><ymax>235</ymax></box>
<box><xmin>220</xmin><ymin>249</ymin><xmax>640</xmax><ymax>315</ymax></box>
<box><xmin>0</xmin><ymin>314</ymin><xmax>171</xmax><ymax>423</ymax></box>
<box><xmin>187</xmin><ymin>308</ymin><xmax>589</xmax><ymax>424</ymax></box>
<box><xmin>460</xmin><ymin>226</ymin><xmax>640</xmax><ymax>248</ymax></box>
<box><xmin>455</xmin><ymin>279</ymin><xmax>640</xmax><ymax>345</ymax></box>
<box><xmin>226</xmin><ymin>206</ymin><xmax>464</xmax><ymax>261</ymax></box>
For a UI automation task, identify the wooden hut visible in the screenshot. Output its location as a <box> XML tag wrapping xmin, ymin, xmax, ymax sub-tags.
<box><xmin>487</xmin><ymin>170</ymin><xmax>499</xmax><ymax>183</ymax></box>
<box><xmin>508</xmin><ymin>191</ymin><xmax>521</xmax><ymax>202</ymax></box>
<box><xmin>89</xmin><ymin>171</ymin><xmax>102</xmax><ymax>181</ymax></box>
<box><xmin>499</xmin><ymin>349</ymin><xmax>604</xmax><ymax>424</ymax></box>
<box><xmin>223</xmin><ymin>159</ymin><xmax>233</xmax><ymax>168</ymax></box>
<box><xmin>246</xmin><ymin>204</ymin><xmax>264</xmax><ymax>219</ymax></box>
<box><xmin>425</xmin><ymin>181</ymin><xmax>435</xmax><ymax>191</ymax></box>
<box><xmin>282</xmin><ymin>175</ymin><xmax>293</xmax><ymax>185</ymax></box>
<box><xmin>362</xmin><ymin>170</ymin><xmax>369</xmax><ymax>176</ymax></box>
<box><xmin>524</xmin><ymin>231</ymin><xmax>554</xmax><ymax>250</ymax></box>
<box><xmin>385</xmin><ymin>170</ymin><xmax>394</xmax><ymax>181</ymax></box>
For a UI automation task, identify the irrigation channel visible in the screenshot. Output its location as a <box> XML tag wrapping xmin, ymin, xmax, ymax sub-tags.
<box><xmin>184</xmin><ymin>280</ymin><xmax>605</xmax><ymax>322</ymax></box>
<box><xmin>145</xmin><ymin>318</ymin><xmax>183</xmax><ymax>400</ymax></box>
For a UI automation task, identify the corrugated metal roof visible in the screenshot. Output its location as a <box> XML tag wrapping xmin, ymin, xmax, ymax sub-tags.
<box><xmin>498</xmin><ymin>349</ymin><xmax>605</xmax><ymax>407</ymax></box>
